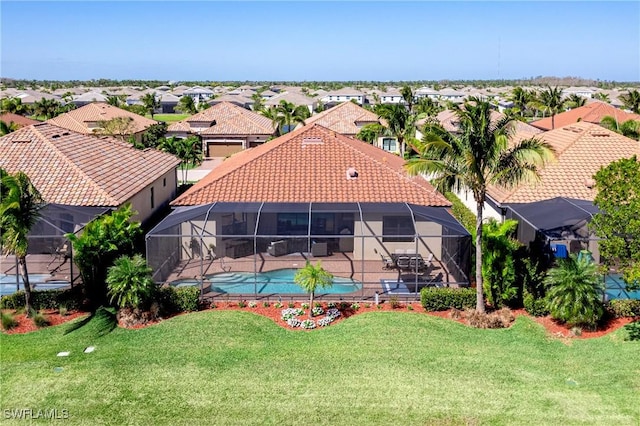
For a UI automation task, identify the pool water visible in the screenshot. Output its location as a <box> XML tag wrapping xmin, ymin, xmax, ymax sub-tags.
<box><xmin>171</xmin><ymin>269</ymin><xmax>362</xmax><ymax>295</ymax></box>
<box><xmin>604</xmin><ymin>274</ymin><xmax>640</xmax><ymax>300</ymax></box>
<box><xmin>0</xmin><ymin>274</ymin><xmax>70</xmax><ymax>297</ymax></box>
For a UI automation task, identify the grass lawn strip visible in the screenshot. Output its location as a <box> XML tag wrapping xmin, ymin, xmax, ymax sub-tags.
<box><xmin>1</xmin><ymin>310</ymin><xmax>638</xmax><ymax>425</ymax></box>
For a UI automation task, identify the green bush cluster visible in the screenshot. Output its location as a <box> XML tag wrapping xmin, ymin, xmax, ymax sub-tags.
<box><xmin>156</xmin><ymin>286</ymin><xmax>200</xmax><ymax>314</ymax></box>
<box><xmin>445</xmin><ymin>192</ymin><xmax>477</xmax><ymax>238</ymax></box>
<box><xmin>1</xmin><ymin>311</ymin><xmax>18</xmax><ymax>330</ymax></box>
<box><xmin>0</xmin><ymin>286</ymin><xmax>82</xmax><ymax>311</ymax></box>
<box><xmin>523</xmin><ymin>293</ymin><xmax>549</xmax><ymax>317</ymax></box>
<box><xmin>607</xmin><ymin>299</ymin><xmax>640</xmax><ymax>318</ymax></box>
<box><xmin>420</xmin><ymin>287</ymin><xmax>476</xmax><ymax>311</ymax></box>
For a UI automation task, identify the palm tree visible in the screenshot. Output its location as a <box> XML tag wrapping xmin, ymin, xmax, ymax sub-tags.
<box><xmin>0</xmin><ymin>97</ymin><xmax>28</xmax><ymax>115</ymax></box>
<box><xmin>106</xmin><ymin>95</ymin><xmax>124</xmax><ymax>108</ymax></box>
<box><xmin>0</xmin><ymin>120</ymin><xmax>19</xmax><ymax>135</ymax></box>
<box><xmin>275</xmin><ymin>100</ymin><xmax>309</xmax><ymax>134</ymax></box>
<box><xmin>545</xmin><ymin>255</ymin><xmax>603</xmax><ymax>328</ymax></box>
<box><xmin>599</xmin><ymin>116</ymin><xmax>640</xmax><ymax>140</ymax></box>
<box><xmin>32</xmin><ymin>98</ymin><xmax>61</xmax><ymax>119</ymax></box>
<box><xmin>356</xmin><ymin>123</ymin><xmax>387</xmax><ymax>144</ymax></box>
<box><xmin>175</xmin><ymin>95</ymin><xmax>198</xmax><ymax>115</ymax></box>
<box><xmin>534</xmin><ymin>85</ymin><xmax>564</xmax><ymax>129</ymax></box>
<box><xmin>404</xmin><ymin>98</ymin><xmax>554</xmax><ymax>312</ymax></box>
<box><xmin>509</xmin><ymin>87</ymin><xmax>536</xmax><ymax>117</ymax></box>
<box><xmin>0</xmin><ymin>170</ymin><xmax>45</xmax><ymax>317</ymax></box>
<box><xmin>141</xmin><ymin>92</ymin><xmax>160</xmax><ymax>119</ymax></box>
<box><xmin>158</xmin><ymin>136</ymin><xmax>202</xmax><ymax>183</ymax></box>
<box><xmin>106</xmin><ymin>254</ymin><xmax>156</xmax><ymax>309</ymax></box>
<box><xmin>400</xmin><ymin>85</ymin><xmax>415</xmax><ymax>112</ymax></box>
<box><xmin>564</xmin><ymin>94</ymin><xmax>587</xmax><ymax>109</ymax></box>
<box><xmin>593</xmin><ymin>92</ymin><xmax>610</xmax><ymax>103</ymax></box>
<box><xmin>414</xmin><ymin>97</ymin><xmax>442</xmax><ymax>117</ymax></box>
<box><xmin>375</xmin><ymin>103</ymin><xmax>416</xmax><ymax>158</ymax></box>
<box><xmin>293</xmin><ymin>261</ymin><xmax>333</xmax><ymax>318</ymax></box>
<box><xmin>620</xmin><ymin>89</ymin><xmax>640</xmax><ymax>113</ymax></box>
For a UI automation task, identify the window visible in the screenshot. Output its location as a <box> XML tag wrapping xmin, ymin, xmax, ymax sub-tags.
<box><xmin>277</xmin><ymin>213</ymin><xmax>309</xmax><ymax>235</ymax></box>
<box><xmin>150</xmin><ymin>187</ymin><xmax>155</xmax><ymax>209</ymax></box>
<box><xmin>382</xmin><ymin>138</ymin><xmax>397</xmax><ymax>152</ymax></box>
<box><xmin>163</xmin><ymin>177</ymin><xmax>166</xmax><ymax>187</ymax></box>
<box><xmin>383</xmin><ymin>216</ymin><xmax>414</xmax><ymax>242</ymax></box>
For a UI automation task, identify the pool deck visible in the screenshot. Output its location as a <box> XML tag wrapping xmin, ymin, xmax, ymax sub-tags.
<box><xmin>0</xmin><ymin>254</ymin><xmax>76</xmax><ymax>289</ymax></box>
<box><xmin>163</xmin><ymin>251</ymin><xmax>457</xmax><ymax>303</ymax></box>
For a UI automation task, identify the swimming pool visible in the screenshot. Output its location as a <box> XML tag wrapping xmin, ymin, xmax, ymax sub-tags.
<box><xmin>604</xmin><ymin>274</ymin><xmax>640</xmax><ymax>300</ymax></box>
<box><xmin>0</xmin><ymin>274</ymin><xmax>70</xmax><ymax>297</ymax></box>
<box><xmin>171</xmin><ymin>269</ymin><xmax>362</xmax><ymax>295</ymax></box>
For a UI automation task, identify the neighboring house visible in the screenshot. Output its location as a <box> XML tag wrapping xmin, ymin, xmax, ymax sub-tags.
<box><xmin>264</xmin><ymin>91</ymin><xmax>317</xmax><ymax>114</ymax></box>
<box><xmin>0</xmin><ymin>122</ymin><xmax>180</xmax><ymax>224</ymax></box>
<box><xmin>426</xmin><ymin>110</ymin><xmax>542</xmax><ymax>137</ymax></box>
<box><xmin>182</xmin><ymin>86</ymin><xmax>215</xmax><ymax>104</ymax></box>
<box><xmin>207</xmin><ymin>94</ymin><xmax>254</xmax><ymax>110</ymax></box>
<box><xmin>321</xmin><ymin>87</ymin><xmax>366</xmax><ymax>106</ymax></box>
<box><xmin>260</xmin><ymin>90</ymin><xmax>279</xmax><ymax>99</ymax></box>
<box><xmin>301</xmin><ymin>101</ymin><xmax>381</xmax><ymax>137</ymax></box>
<box><xmin>72</xmin><ymin>91</ymin><xmax>108</xmax><ymax>107</ymax></box>
<box><xmin>483</xmin><ymin>122</ymin><xmax>640</xmax><ymax>256</ymax></box>
<box><xmin>378</xmin><ymin>89</ymin><xmax>404</xmax><ymax>104</ymax></box>
<box><xmin>530</xmin><ymin>100</ymin><xmax>640</xmax><ymax>131</ymax></box>
<box><xmin>166</xmin><ymin>101</ymin><xmax>276</xmax><ymax>157</ymax></box>
<box><xmin>157</xmin><ymin>92</ymin><xmax>180</xmax><ymax>114</ymax></box>
<box><xmin>0</xmin><ymin>112</ymin><xmax>40</xmax><ymax>128</ymax></box>
<box><xmin>562</xmin><ymin>86</ymin><xmax>594</xmax><ymax>99</ymax></box>
<box><xmin>1</xmin><ymin>90</ymin><xmax>61</xmax><ymax>106</ymax></box>
<box><xmin>46</xmin><ymin>102</ymin><xmax>159</xmax><ymax>141</ymax></box>
<box><xmin>437</xmin><ymin>88</ymin><xmax>466</xmax><ymax>104</ymax></box>
<box><xmin>415</xmin><ymin>87</ymin><xmax>439</xmax><ymax>99</ymax></box>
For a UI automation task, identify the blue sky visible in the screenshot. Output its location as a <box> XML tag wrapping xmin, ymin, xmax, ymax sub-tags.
<box><xmin>1</xmin><ymin>1</ymin><xmax>639</xmax><ymax>82</ymax></box>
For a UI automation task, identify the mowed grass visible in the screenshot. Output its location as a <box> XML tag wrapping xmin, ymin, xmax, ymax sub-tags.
<box><xmin>148</xmin><ymin>113</ymin><xmax>190</xmax><ymax>123</ymax></box>
<box><xmin>1</xmin><ymin>311</ymin><xmax>638</xmax><ymax>425</ymax></box>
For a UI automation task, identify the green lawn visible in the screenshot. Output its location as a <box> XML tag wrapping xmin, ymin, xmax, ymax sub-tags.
<box><xmin>1</xmin><ymin>311</ymin><xmax>638</xmax><ymax>425</ymax></box>
<box><xmin>148</xmin><ymin>113</ymin><xmax>190</xmax><ymax>123</ymax></box>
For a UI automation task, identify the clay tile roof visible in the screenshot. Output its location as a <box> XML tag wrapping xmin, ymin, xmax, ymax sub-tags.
<box><xmin>434</xmin><ymin>109</ymin><xmax>542</xmax><ymax>135</ymax></box>
<box><xmin>487</xmin><ymin>121</ymin><xmax>640</xmax><ymax>204</ymax></box>
<box><xmin>0</xmin><ymin>113</ymin><xmax>40</xmax><ymax>128</ymax></box>
<box><xmin>0</xmin><ymin>123</ymin><xmax>180</xmax><ymax>207</ymax></box>
<box><xmin>303</xmin><ymin>102</ymin><xmax>381</xmax><ymax>136</ymax></box>
<box><xmin>171</xmin><ymin>124</ymin><xmax>451</xmax><ymax>207</ymax></box>
<box><xmin>46</xmin><ymin>102</ymin><xmax>158</xmax><ymax>135</ymax></box>
<box><xmin>184</xmin><ymin>102</ymin><xmax>275</xmax><ymax>135</ymax></box>
<box><xmin>167</xmin><ymin>120</ymin><xmax>191</xmax><ymax>132</ymax></box>
<box><xmin>531</xmin><ymin>101</ymin><xmax>640</xmax><ymax>131</ymax></box>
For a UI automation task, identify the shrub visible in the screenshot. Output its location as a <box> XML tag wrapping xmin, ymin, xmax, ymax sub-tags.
<box><xmin>300</xmin><ymin>319</ymin><xmax>316</xmax><ymax>329</ymax></box>
<box><xmin>1</xmin><ymin>311</ymin><xmax>18</xmax><ymax>330</ymax></box>
<box><xmin>106</xmin><ymin>254</ymin><xmax>156</xmax><ymax>309</ymax></box>
<box><xmin>0</xmin><ymin>286</ymin><xmax>82</xmax><ymax>311</ymax></box>
<box><xmin>237</xmin><ymin>301</ymin><xmax>247</xmax><ymax>308</ymax></box>
<box><xmin>407</xmin><ymin>304</ymin><xmax>414</xmax><ymax>311</ymax></box>
<box><xmin>311</xmin><ymin>306</ymin><xmax>324</xmax><ymax>316</ymax></box>
<box><xmin>623</xmin><ymin>321</ymin><xmax>640</xmax><ymax>341</ymax></box>
<box><xmin>545</xmin><ymin>256</ymin><xmax>604</xmax><ymax>328</ymax></box>
<box><xmin>274</xmin><ymin>302</ymin><xmax>283</xmax><ymax>309</ymax></box>
<box><xmin>364</xmin><ymin>303</ymin><xmax>371</xmax><ymax>308</ymax></box>
<box><xmin>262</xmin><ymin>301</ymin><xmax>270</xmax><ymax>308</ymax></box>
<box><xmin>420</xmin><ymin>287</ymin><xmax>476</xmax><ymax>311</ymax></box>
<box><xmin>32</xmin><ymin>311</ymin><xmax>50</xmax><ymax>328</ymax></box>
<box><xmin>465</xmin><ymin>308</ymin><xmax>514</xmax><ymax>329</ymax></box>
<box><xmin>389</xmin><ymin>296</ymin><xmax>400</xmax><ymax>309</ymax></box>
<box><xmin>287</xmin><ymin>302</ymin><xmax>295</xmax><ymax>308</ymax></box>
<box><xmin>58</xmin><ymin>304</ymin><xmax>68</xmax><ymax>316</ymax></box>
<box><xmin>156</xmin><ymin>286</ymin><xmax>199</xmax><ymax>314</ymax></box>
<box><xmin>351</xmin><ymin>302</ymin><xmax>360</xmax><ymax>311</ymax></box>
<box><xmin>607</xmin><ymin>300</ymin><xmax>640</xmax><ymax>318</ymax></box>
<box><xmin>523</xmin><ymin>292</ymin><xmax>549</xmax><ymax>317</ymax></box>
<box><xmin>301</xmin><ymin>303</ymin><xmax>310</xmax><ymax>309</ymax></box>
<box><xmin>248</xmin><ymin>301</ymin><xmax>257</xmax><ymax>308</ymax></box>
<box><xmin>314</xmin><ymin>302</ymin><xmax>322</xmax><ymax>308</ymax></box>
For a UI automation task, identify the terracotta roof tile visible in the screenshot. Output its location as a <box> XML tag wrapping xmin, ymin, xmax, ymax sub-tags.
<box><xmin>487</xmin><ymin>122</ymin><xmax>640</xmax><ymax>204</ymax></box>
<box><xmin>531</xmin><ymin>101</ymin><xmax>640</xmax><ymax>131</ymax></box>
<box><xmin>172</xmin><ymin>124</ymin><xmax>450</xmax><ymax>207</ymax></box>
<box><xmin>303</xmin><ymin>102</ymin><xmax>381</xmax><ymax>135</ymax></box>
<box><xmin>0</xmin><ymin>113</ymin><xmax>40</xmax><ymax>128</ymax></box>
<box><xmin>180</xmin><ymin>102</ymin><xmax>275</xmax><ymax>135</ymax></box>
<box><xmin>47</xmin><ymin>103</ymin><xmax>158</xmax><ymax>135</ymax></box>
<box><xmin>0</xmin><ymin>123</ymin><xmax>180</xmax><ymax>206</ymax></box>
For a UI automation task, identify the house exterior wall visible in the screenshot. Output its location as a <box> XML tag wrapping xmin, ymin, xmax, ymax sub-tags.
<box><xmin>125</xmin><ymin>168</ymin><xmax>177</xmax><ymax>224</ymax></box>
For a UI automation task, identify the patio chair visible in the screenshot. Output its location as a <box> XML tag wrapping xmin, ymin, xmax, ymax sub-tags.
<box><xmin>311</xmin><ymin>241</ymin><xmax>328</xmax><ymax>257</ymax></box>
<box><xmin>379</xmin><ymin>253</ymin><xmax>394</xmax><ymax>270</ymax></box>
<box><xmin>48</xmin><ymin>243</ymin><xmax>70</xmax><ymax>268</ymax></box>
<box><xmin>396</xmin><ymin>256</ymin><xmax>410</xmax><ymax>270</ymax></box>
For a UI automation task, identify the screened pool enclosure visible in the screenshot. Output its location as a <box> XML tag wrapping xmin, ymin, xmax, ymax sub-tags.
<box><xmin>146</xmin><ymin>202</ymin><xmax>471</xmax><ymax>300</ymax></box>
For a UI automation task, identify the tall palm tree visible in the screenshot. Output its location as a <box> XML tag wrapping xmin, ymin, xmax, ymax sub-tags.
<box><xmin>175</xmin><ymin>95</ymin><xmax>198</xmax><ymax>115</ymax></box>
<box><xmin>0</xmin><ymin>170</ymin><xmax>45</xmax><ymax>317</ymax></box>
<box><xmin>158</xmin><ymin>136</ymin><xmax>202</xmax><ymax>183</ymax></box>
<box><xmin>32</xmin><ymin>98</ymin><xmax>61</xmax><ymax>119</ymax></box>
<box><xmin>106</xmin><ymin>95</ymin><xmax>124</xmax><ymax>107</ymax></box>
<box><xmin>534</xmin><ymin>85</ymin><xmax>564</xmax><ymax>129</ymax></box>
<box><xmin>564</xmin><ymin>94</ymin><xmax>587</xmax><ymax>109</ymax></box>
<box><xmin>0</xmin><ymin>97</ymin><xmax>28</xmax><ymax>115</ymax></box>
<box><xmin>293</xmin><ymin>261</ymin><xmax>333</xmax><ymax>318</ymax></box>
<box><xmin>141</xmin><ymin>92</ymin><xmax>160</xmax><ymax>119</ymax></box>
<box><xmin>620</xmin><ymin>89</ymin><xmax>640</xmax><ymax>113</ymax></box>
<box><xmin>599</xmin><ymin>116</ymin><xmax>640</xmax><ymax>140</ymax></box>
<box><xmin>375</xmin><ymin>103</ymin><xmax>416</xmax><ymax>158</ymax></box>
<box><xmin>404</xmin><ymin>98</ymin><xmax>554</xmax><ymax>312</ymax></box>
<box><xmin>275</xmin><ymin>100</ymin><xmax>309</xmax><ymax>134</ymax></box>
<box><xmin>400</xmin><ymin>85</ymin><xmax>415</xmax><ymax>112</ymax></box>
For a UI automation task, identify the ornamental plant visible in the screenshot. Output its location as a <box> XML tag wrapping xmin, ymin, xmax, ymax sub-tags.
<box><xmin>293</xmin><ymin>261</ymin><xmax>333</xmax><ymax>318</ymax></box>
<box><xmin>106</xmin><ymin>254</ymin><xmax>156</xmax><ymax>310</ymax></box>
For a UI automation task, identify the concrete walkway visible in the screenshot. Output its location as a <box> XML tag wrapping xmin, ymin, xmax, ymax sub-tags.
<box><xmin>185</xmin><ymin>158</ymin><xmax>224</xmax><ymax>182</ymax></box>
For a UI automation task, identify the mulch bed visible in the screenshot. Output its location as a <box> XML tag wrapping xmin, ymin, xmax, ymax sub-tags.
<box><xmin>2</xmin><ymin>304</ymin><xmax>634</xmax><ymax>339</ymax></box>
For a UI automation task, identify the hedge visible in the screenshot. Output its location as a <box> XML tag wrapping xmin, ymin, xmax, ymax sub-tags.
<box><xmin>607</xmin><ymin>299</ymin><xmax>640</xmax><ymax>318</ymax></box>
<box><xmin>156</xmin><ymin>286</ymin><xmax>200</xmax><ymax>314</ymax></box>
<box><xmin>0</xmin><ymin>286</ymin><xmax>83</xmax><ymax>311</ymax></box>
<box><xmin>523</xmin><ymin>292</ymin><xmax>549</xmax><ymax>317</ymax></box>
<box><xmin>420</xmin><ymin>287</ymin><xmax>476</xmax><ymax>311</ymax></box>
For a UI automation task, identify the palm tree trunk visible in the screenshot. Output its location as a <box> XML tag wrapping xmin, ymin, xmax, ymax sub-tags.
<box><xmin>309</xmin><ymin>292</ymin><xmax>314</xmax><ymax>318</ymax></box>
<box><xmin>551</xmin><ymin>114</ymin><xmax>555</xmax><ymax>130</ymax></box>
<box><xmin>475</xmin><ymin>202</ymin><xmax>485</xmax><ymax>313</ymax></box>
<box><xmin>18</xmin><ymin>256</ymin><xmax>34</xmax><ymax>317</ymax></box>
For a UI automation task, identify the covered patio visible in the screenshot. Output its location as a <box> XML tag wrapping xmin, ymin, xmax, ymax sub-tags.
<box><xmin>146</xmin><ymin>202</ymin><xmax>471</xmax><ymax>301</ymax></box>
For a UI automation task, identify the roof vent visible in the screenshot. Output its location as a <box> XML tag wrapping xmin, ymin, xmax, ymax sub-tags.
<box><xmin>302</xmin><ymin>137</ymin><xmax>323</xmax><ymax>147</ymax></box>
<box><xmin>51</xmin><ymin>134</ymin><xmax>60</xmax><ymax>139</ymax></box>
<box><xmin>346</xmin><ymin>167</ymin><xmax>358</xmax><ymax>180</ymax></box>
<box><xmin>590</xmin><ymin>132</ymin><xmax>610</xmax><ymax>137</ymax></box>
<box><xmin>584</xmin><ymin>178</ymin><xmax>596</xmax><ymax>189</ymax></box>
<box><xmin>12</xmin><ymin>139</ymin><xmax>31</xmax><ymax>144</ymax></box>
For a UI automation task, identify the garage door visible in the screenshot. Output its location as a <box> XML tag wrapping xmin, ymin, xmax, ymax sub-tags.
<box><xmin>206</xmin><ymin>142</ymin><xmax>243</xmax><ymax>158</ymax></box>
